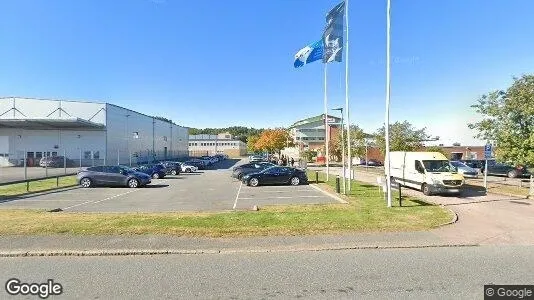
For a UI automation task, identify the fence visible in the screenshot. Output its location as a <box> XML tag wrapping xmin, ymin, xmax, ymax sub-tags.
<box><xmin>0</xmin><ymin>148</ymin><xmax>189</xmax><ymax>185</ymax></box>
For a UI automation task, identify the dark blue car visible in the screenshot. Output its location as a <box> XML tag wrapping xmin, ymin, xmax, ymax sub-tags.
<box><xmin>133</xmin><ymin>163</ymin><xmax>167</xmax><ymax>179</ymax></box>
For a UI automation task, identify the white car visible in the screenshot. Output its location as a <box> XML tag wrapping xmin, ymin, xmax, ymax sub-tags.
<box><xmin>179</xmin><ymin>162</ymin><xmax>198</xmax><ymax>173</ymax></box>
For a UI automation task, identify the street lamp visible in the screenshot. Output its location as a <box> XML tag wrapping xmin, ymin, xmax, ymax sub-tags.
<box><xmin>332</xmin><ymin>107</ymin><xmax>346</xmax><ymax>195</ymax></box>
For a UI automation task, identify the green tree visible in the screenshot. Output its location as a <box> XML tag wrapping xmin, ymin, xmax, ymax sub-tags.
<box><xmin>247</xmin><ymin>135</ymin><xmax>260</xmax><ymax>153</ymax></box>
<box><xmin>423</xmin><ymin>146</ymin><xmax>448</xmax><ymax>157</ymax></box>
<box><xmin>329</xmin><ymin>125</ymin><xmax>369</xmax><ymax>161</ymax></box>
<box><xmin>468</xmin><ymin>75</ymin><xmax>534</xmax><ymax>166</ymax></box>
<box><xmin>375</xmin><ymin>121</ymin><xmax>431</xmax><ymax>154</ymax></box>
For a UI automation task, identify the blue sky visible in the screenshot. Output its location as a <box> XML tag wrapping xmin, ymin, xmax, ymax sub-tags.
<box><xmin>1</xmin><ymin>0</ymin><xmax>533</xmax><ymax>146</ymax></box>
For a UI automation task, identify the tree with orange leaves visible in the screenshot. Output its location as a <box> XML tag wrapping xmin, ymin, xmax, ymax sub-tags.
<box><xmin>254</xmin><ymin>128</ymin><xmax>293</xmax><ymax>155</ymax></box>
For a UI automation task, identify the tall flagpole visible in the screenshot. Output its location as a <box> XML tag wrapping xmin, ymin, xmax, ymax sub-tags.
<box><xmin>324</xmin><ymin>63</ymin><xmax>330</xmax><ymax>182</ymax></box>
<box><xmin>345</xmin><ymin>0</ymin><xmax>351</xmax><ymax>191</ymax></box>
<box><xmin>385</xmin><ymin>0</ymin><xmax>392</xmax><ymax>207</ymax></box>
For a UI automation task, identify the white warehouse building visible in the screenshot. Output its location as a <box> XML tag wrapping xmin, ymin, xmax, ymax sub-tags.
<box><xmin>0</xmin><ymin>97</ymin><xmax>189</xmax><ymax>167</ymax></box>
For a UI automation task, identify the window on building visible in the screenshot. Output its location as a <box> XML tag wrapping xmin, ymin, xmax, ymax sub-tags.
<box><xmin>296</xmin><ymin>137</ymin><xmax>300</xmax><ymax>140</ymax></box>
<box><xmin>27</xmin><ymin>152</ymin><xmax>34</xmax><ymax>158</ymax></box>
<box><xmin>318</xmin><ymin>137</ymin><xmax>325</xmax><ymax>140</ymax></box>
<box><xmin>84</xmin><ymin>151</ymin><xmax>92</xmax><ymax>159</ymax></box>
<box><xmin>52</xmin><ymin>152</ymin><xmax>58</xmax><ymax>156</ymax></box>
<box><xmin>93</xmin><ymin>151</ymin><xmax>100</xmax><ymax>159</ymax></box>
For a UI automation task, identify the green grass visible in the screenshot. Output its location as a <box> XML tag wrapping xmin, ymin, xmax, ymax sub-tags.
<box><xmin>0</xmin><ymin>171</ymin><xmax>452</xmax><ymax>236</ymax></box>
<box><xmin>0</xmin><ymin>176</ymin><xmax>77</xmax><ymax>199</ymax></box>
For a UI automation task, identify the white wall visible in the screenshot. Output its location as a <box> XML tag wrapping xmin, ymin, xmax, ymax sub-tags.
<box><xmin>0</xmin><ymin>128</ymin><xmax>105</xmax><ymax>166</ymax></box>
<box><xmin>105</xmin><ymin>104</ymin><xmax>189</xmax><ymax>165</ymax></box>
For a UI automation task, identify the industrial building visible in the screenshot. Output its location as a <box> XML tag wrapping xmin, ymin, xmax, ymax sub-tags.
<box><xmin>0</xmin><ymin>97</ymin><xmax>189</xmax><ymax>167</ymax></box>
<box><xmin>188</xmin><ymin>133</ymin><xmax>246</xmax><ymax>157</ymax></box>
<box><xmin>288</xmin><ymin>114</ymin><xmax>341</xmax><ymax>152</ymax></box>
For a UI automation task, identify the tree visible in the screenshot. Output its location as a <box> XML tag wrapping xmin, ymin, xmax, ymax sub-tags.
<box><xmin>330</xmin><ymin>125</ymin><xmax>368</xmax><ymax>161</ymax></box>
<box><xmin>254</xmin><ymin>129</ymin><xmax>292</xmax><ymax>154</ymax></box>
<box><xmin>468</xmin><ymin>75</ymin><xmax>534</xmax><ymax>166</ymax></box>
<box><xmin>374</xmin><ymin>121</ymin><xmax>431</xmax><ymax>154</ymax></box>
<box><xmin>423</xmin><ymin>146</ymin><xmax>448</xmax><ymax>157</ymax></box>
<box><xmin>154</xmin><ymin>116</ymin><xmax>174</xmax><ymax>124</ymax></box>
<box><xmin>247</xmin><ymin>135</ymin><xmax>260</xmax><ymax>153</ymax></box>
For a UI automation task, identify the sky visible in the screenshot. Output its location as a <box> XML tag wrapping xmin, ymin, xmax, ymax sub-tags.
<box><xmin>1</xmin><ymin>0</ymin><xmax>533</xmax><ymax>146</ymax></box>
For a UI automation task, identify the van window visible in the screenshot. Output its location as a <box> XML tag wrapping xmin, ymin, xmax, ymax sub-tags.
<box><xmin>422</xmin><ymin>160</ymin><xmax>455</xmax><ymax>172</ymax></box>
<box><xmin>415</xmin><ymin>161</ymin><xmax>424</xmax><ymax>173</ymax></box>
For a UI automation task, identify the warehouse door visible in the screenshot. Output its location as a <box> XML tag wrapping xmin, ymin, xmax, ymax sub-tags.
<box><xmin>164</xmin><ymin>147</ymin><xmax>168</xmax><ymax>160</ymax></box>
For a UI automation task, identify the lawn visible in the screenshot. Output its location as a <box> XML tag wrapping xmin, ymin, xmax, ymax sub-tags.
<box><xmin>0</xmin><ymin>176</ymin><xmax>78</xmax><ymax>199</ymax></box>
<box><xmin>0</xmin><ymin>172</ymin><xmax>453</xmax><ymax>236</ymax></box>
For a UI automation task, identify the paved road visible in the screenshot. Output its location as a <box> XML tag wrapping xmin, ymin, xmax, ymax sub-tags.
<box><xmin>311</xmin><ymin>166</ymin><xmax>534</xmax><ymax>245</ymax></box>
<box><xmin>0</xmin><ymin>159</ymin><xmax>338</xmax><ymax>212</ymax></box>
<box><xmin>1</xmin><ymin>245</ymin><xmax>532</xmax><ymax>299</ymax></box>
<box><xmin>0</xmin><ymin>167</ymin><xmax>79</xmax><ymax>184</ymax></box>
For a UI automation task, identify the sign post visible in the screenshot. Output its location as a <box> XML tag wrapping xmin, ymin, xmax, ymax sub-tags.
<box><xmin>483</xmin><ymin>143</ymin><xmax>492</xmax><ymax>190</ymax></box>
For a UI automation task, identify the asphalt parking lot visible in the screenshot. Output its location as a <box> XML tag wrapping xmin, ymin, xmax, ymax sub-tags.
<box><xmin>0</xmin><ymin>159</ymin><xmax>342</xmax><ymax>212</ymax></box>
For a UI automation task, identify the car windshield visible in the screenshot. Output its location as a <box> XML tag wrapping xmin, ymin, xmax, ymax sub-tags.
<box><xmin>422</xmin><ymin>160</ymin><xmax>456</xmax><ymax>172</ymax></box>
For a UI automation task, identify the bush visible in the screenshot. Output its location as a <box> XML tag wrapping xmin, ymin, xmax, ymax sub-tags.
<box><xmin>302</xmin><ymin>150</ymin><xmax>318</xmax><ymax>162</ymax></box>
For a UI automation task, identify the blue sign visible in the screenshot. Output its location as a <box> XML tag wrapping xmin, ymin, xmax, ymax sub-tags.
<box><xmin>484</xmin><ymin>144</ymin><xmax>492</xmax><ymax>159</ymax></box>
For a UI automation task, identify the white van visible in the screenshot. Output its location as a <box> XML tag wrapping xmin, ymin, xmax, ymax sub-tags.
<box><xmin>388</xmin><ymin>151</ymin><xmax>464</xmax><ymax>196</ymax></box>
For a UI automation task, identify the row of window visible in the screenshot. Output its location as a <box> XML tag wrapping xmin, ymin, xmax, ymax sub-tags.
<box><xmin>296</xmin><ymin>137</ymin><xmax>325</xmax><ymax>141</ymax></box>
<box><xmin>188</xmin><ymin>142</ymin><xmax>239</xmax><ymax>147</ymax></box>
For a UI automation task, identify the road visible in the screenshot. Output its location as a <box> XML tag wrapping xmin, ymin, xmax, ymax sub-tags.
<box><xmin>1</xmin><ymin>245</ymin><xmax>533</xmax><ymax>299</ymax></box>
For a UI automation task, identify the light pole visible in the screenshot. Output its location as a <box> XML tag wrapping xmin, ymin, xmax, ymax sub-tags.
<box><xmin>332</xmin><ymin>107</ymin><xmax>346</xmax><ymax>194</ymax></box>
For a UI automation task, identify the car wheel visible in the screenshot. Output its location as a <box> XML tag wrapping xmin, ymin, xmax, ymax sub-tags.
<box><xmin>422</xmin><ymin>183</ymin><xmax>432</xmax><ymax>196</ymax></box>
<box><xmin>80</xmin><ymin>177</ymin><xmax>92</xmax><ymax>188</ymax></box>
<box><xmin>127</xmin><ymin>178</ymin><xmax>139</xmax><ymax>188</ymax></box>
<box><xmin>152</xmin><ymin>173</ymin><xmax>160</xmax><ymax>179</ymax></box>
<box><xmin>249</xmin><ymin>178</ymin><xmax>259</xmax><ymax>187</ymax></box>
<box><xmin>507</xmin><ymin>170</ymin><xmax>517</xmax><ymax>178</ymax></box>
<box><xmin>290</xmin><ymin>176</ymin><xmax>300</xmax><ymax>186</ymax></box>
<box><xmin>186</xmin><ymin>168</ymin><xmax>192</xmax><ymax>173</ymax></box>
<box><xmin>170</xmin><ymin>170</ymin><xmax>177</xmax><ymax>175</ymax></box>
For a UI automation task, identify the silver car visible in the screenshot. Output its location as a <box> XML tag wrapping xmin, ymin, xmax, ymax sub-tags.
<box><xmin>451</xmin><ymin>161</ymin><xmax>479</xmax><ymax>179</ymax></box>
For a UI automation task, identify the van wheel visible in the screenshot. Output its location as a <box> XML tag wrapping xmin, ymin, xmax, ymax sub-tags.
<box><xmin>422</xmin><ymin>183</ymin><xmax>432</xmax><ymax>196</ymax></box>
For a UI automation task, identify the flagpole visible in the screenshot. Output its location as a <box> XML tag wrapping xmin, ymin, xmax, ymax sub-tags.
<box><xmin>385</xmin><ymin>0</ymin><xmax>392</xmax><ymax>207</ymax></box>
<box><xmin>324</xmin><ymin>63</ymin><xmax>330</xmax><ymax>182</ymax></box>
<box><xmin>345</xmin><ymin>0</ymin><xmax>351</xmax><ymax>191</ymax></box>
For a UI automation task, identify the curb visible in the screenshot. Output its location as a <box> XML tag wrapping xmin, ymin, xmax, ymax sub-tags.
<box><xmin>308</xmin><ymin>184</ymin><xmax>348</xmax><ymax>204</ymax></box>
<box><xmin>437</xmin><ymin>206</ymin><xmax>459</xmax><ymax>227</ymax></box>
<box><xmin>0</xmin><ymin>243</ymin><xmax>478</xmax><ymax>257</ymax></box>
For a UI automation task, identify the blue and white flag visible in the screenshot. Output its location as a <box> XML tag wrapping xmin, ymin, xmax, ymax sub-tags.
<box><xmin>294</xmin><ymin>40</ymin><xmax>324</xmax><ymax>68</ymax></box>
<box><xmin>323</xmin><ymin>1</ymin><xmax>345</xmax><ymax>63</ymax></box>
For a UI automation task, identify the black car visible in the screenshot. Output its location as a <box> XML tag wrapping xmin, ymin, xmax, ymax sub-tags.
<box><xmin>76</xmin><ymin>165</ymin><xmax>151</xmax><ymax>188</ymax></box>
<box><xmin>462</xmin><ymin>159</ymin><xmax>530</xmax><ymax>178</ymax></box>
<box><xmin>133</xmin><ymin>164</ymin><xmax>167</xmax><ymax>179</ymax></box>
<box><xmin>232</xmin><ymin>162</ymin><xmax>275</xmax><ymax>180</ymax></box>
<box><xmin>241</xmin><ymin>166</ymin><xmax>308</xmax><ymax>187</ymax></box>
<box><xmin>160</xmin><ymin>161</ymin><xmax>182</xmax><ymax>175</ymax></box>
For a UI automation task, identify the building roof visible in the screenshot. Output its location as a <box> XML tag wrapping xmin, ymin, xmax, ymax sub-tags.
<box><xmin>289</xmin><ymin>114</ymin><xmax>341</xmax><ymax>128</ymax></box>
<box><xmin>0</xmin><ymin>118</ymin><xmax>105</xmax><ymax>130</ymax></box>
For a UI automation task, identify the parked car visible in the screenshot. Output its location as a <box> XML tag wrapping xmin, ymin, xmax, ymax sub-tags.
<box><xmin>77</xmin><ymin>165</ymin><xmax>151</xmax><ymax>188</ymax></box>
<box><xmin>450</xmin><ymin>161</ymin><xmax>479</xmax><ymax>178</ymax></box>
<box><xmin>160</xmin><ymin>161</ymin><xmax>182</xmax><ymax>176</ymax></box>
<box><xmin>463</xmin><ymin>160</ymin><xmax>530</xmax><ymax>178</ymax></box>
<box><xmin>242</xmin><ymin>166</ymin><xmax>308</xmax><ymax>187</ymax></box>
<box><xmin>185</xmin><ymin>160</ymin><xmax>206</xmax><ymax>170</ymax></box>
<box><xmin>249</xmin><ymin>155</ymin><xmax>265</xmax><ymax>162</ymax></box>
<box><xmin>178</xmin><ymin>162</ymin><xmax>198</xmax><ymax>173</ymax></box>
<box><xmin>133</xmin><ymin>164</ymin><xmax>167</xmax><ymax>179</ymax></box>
<box><xmin>232</xmin><ymin>162</ymin><xmax>275</xmax><ymax>180</ymax></box>
<box><xmin>366</xmin><ymin>159</ymin><xmax>383</xmax><ymax>166</ymax></box>
<box><xmin>39</xmin><ymin>156</ymin><xmax>75</xmax><ymax>168</ymax></box>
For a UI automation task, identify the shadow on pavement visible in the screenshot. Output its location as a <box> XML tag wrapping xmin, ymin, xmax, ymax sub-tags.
<box><xmin>207</xmin><ymin>159</ymin><xmax>241</xmax><ymax>170</ymax></box>
<box><xmin>0</xmin><ymin>185</ymin><xmax>80</xmax><ymax>203</ymax></box>
<box><xmin>459</xmin><ymin>185</ymin><xmax>487</xmax><ymax>198</ymax></box>
<box><xmin>144</xmin><ymin>184</ymin><xmax>169</xmax><ymax>188</ymax></box>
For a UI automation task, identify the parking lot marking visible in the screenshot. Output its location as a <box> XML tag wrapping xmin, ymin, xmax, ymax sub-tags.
<box><xmin>309</xmin><ymin>184</ymin><xmax>348</xmax><ymax>204</ymax></box>
<box><xmin>63</xmin><ymin>190</ymin><xmax>138</xmax><ymax>210</ymax></box>
<box><xmin>233</xmin><ymin>182</ymin><xmax>243</xmax><ymax>210</ymax></box>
